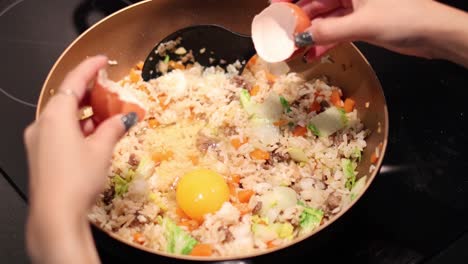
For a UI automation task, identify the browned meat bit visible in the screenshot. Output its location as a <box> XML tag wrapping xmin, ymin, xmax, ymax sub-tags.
<box><xmin>102</xmin><ymin>187</ymin><xmax>115</xmax><ymax>205</ymax></box>
<box><xmin>128</xmin><ymin>153</ymin><xmax>139</xmax><ymax>167</ymax></box>
<box><xmin>252</xmin><ymin>202</ymin><xmax>262</xmax><ymax>214</ymax></box>
<box><xmin>180</xmin><ymin>50</ymin><xmax>195</xmax><ymax>63</ymax></box>
<box><xmin>326</xmin><ymin>192</ymin><xmax>342</xmax><ymax>211</ymax></box>
<box><xmin>222</xmin><ymin>228</ymin><xmax>235</xmax><ymax>243</ymax></box>
<box><xmin>320</xmin><ymin>100</ymin><xmax>330</xmax><ymax>109</ymax></box>
<box><xmin>196</xmin><ymin>132</ymin><xmax>218</xmax><ymax>154</ymax></box>
<box><xmin>221</xmin><ymin>124</ymin><xmax>237</xmax><ymax>136</ymax></box>
<box><xmin>271</xmin><ymin>150</ymin><xmax>290</xmax><ymax>163</ymax></box>
<box><xmin>231</xmin><ymin>75</ymin><xmax>252</xmax><ymax>91</ymax></box>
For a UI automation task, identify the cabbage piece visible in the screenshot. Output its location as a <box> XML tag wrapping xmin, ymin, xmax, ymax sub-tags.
<box><xmin>298</xmin><ymin>203</ymin><xmax>324</xmax><ymax>235</ymax></box>
<box><xmin>350</xmin><ymin>176</ymin><xmax>367</xmax><ymax>201</ymax></box>
<box><xmin>260</xmin><ymin>187</ymin><xmax>297</xmax><ymax>222</ymax></box>
<box><xmin>113</xmin><ymin>170</ymin><xmax>135</xmax><ymax>197</ymax></box>
<box><xmin>252</xmin><ymin>221</ymin><xmax>294</xmax><ymax>241</ymax></box>
<box><xmin>287</xmin><ymin>147</ymin><xmax>308</xmax><ymax>162</ymax></box>
<box><xmin>135</xmin><ymin>155</ymin><xmax>155</xmax><ymax>179</ymax></box>
<box><xmin>161</xmin><ymin>217</ymin><xmax>198</xmax><ymax>255</ymax></box>
<box><xmin>342</xmin><ymin>159</ymin><xmax>357</xmax><ymax>190</ymax></box>
<box><xmin>308</xmin><ymin>107</ymin><xmax>347</xmax><ymax>137</ymax></box>
<box><xmin>279</xmin><ymin>96</ymin><xmax>291</xmax><ymax>113</ymax></box>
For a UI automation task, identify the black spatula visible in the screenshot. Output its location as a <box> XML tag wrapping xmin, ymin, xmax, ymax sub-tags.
<box><xmin>141</xmin><ymin>24</ymin><xmax>256</xmax><ymax>81</ymax></box>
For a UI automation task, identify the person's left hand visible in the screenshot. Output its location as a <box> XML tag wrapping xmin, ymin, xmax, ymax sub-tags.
<box><xmin>24</xmin><ymin>55</ymin><xmax>138</xmax><ymax>264</ymax></box>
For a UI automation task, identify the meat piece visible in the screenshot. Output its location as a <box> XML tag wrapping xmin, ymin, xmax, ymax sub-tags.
<box><xmin>231</xmin><ymin>75</ymin><xmax>252</xmax><ymax>91</ymax></box>
<box><xmin>320</xmin><ymin>100</ymin><xmax>330</xmax><ymax>109</ymax></box>
<box><xmin>326</xmin><ymin>192</ymin><xmax>342</xmax><ymax>210</ymax></box>
<box><xmin>223</xmin><ymin>228</ymin><xmax>235</xmax><ymax>243</ymax></box>
<box><xmin>196</xmin><ymin>132</ymin><xmax>218</xmax><ymax>154</ymax></box>
<box><xmin>128</xmin><ymin>153</ymin><xmax>139</xmax><ymax>167</ymax></box>
<box><xmin>221</xmin><ymin>125</ymin><xmax>237</xmax><ymax>136</ymax></box>
<box><xmin>252</xmin><ymin>202</ymin><xmax>262</xmax><ymax>214</ymax></box>
<box><xmin>102</xmin><ymin>187</ymin><xmax>115</xmax><ymax>205</ymax></box>
<box><xmin>180</xmin><ymin>50</ymin><xmax>194</xmax><ymax>63</ymax></box>
<box><xmin>271</xmin><ymin>150</ymin><xmax>290</xmax><ymax>163</ymax></box>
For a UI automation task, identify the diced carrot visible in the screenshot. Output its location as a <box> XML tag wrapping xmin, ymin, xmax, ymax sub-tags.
<box><xmin>188</xmin><ymin>106</ymin><xmax>196</xmax><ymax>121</ymax></box>
<box><xmin>370</xmin><ymin>152</ymin><xmax>378</xmax><ymax>164</ymax></box>
<box><xmin>237</xmin><ymin>189</ymin><xmax>254</xmax><ymax>203</ymax></box>
<box><xmin>178</xmin><ymin>219</ymin><xmax>199</xmax><ymax>231</ymax></box>
<box><xmin>230</xmin><ymin>174</ymin><xmax>240</xmax><ymax>185</ymax></box>
<box><xmin>148</xmin><ymin>118</ymin><xmax>159</xmax><ymax>128</ymax></box>
<box><xmin>190</xmin><ymin>243</ymin><xmax>213</xmax><ymax>256</ymax></box>
<box><xmin>135</xmin><ymin>61</ymin><xmax>144</xmax><ymax>70</ymax></box>
<box><xmin>169</xmin><ymin>60</ymin><xmax>186</xmax><ymax>70</ymax></box>
<box><xmin>228</xmin><ymin>182</ymin><xmax>237</xmax><ymax>197</ymax></box>
<box><xmin>188</xmin><ymin>155</ymin><xmax>199</xmax><ymax>165</ymax></box>
<box><xmin>330</xmin><ymin>90</ymin><xmax>343</xmax><ymax>107</ymax></box>
<box><xmin>133</xmin><ymin>232</ymin><xmax>144</xmax><ymax>244</ymax></box>
<box><xmin>292</xmin><ymin>125</ymin><xmax>307</xmax><ymax>137</ymax></box>
<box><xmin>185</xmin><ymin>63</ymin><xmax>194</xmax><ymax>70</ymax></box>
<box><xmin>234</xmin><ymin>203</ymin><xmax>251</xmax><ymax>215</ymax></box>
<box><xmin>129</xmin><ymin>69</ymin><xmax>141</xmax><ymax>83</ymax></box>
<box><xmin>310</xmin><ymin>101</ymin><xmax>321</xmax><ymax>113</ymax></box>
<box><xmin>157</xmin><ymin>94</ymin><xmax>170</xmax><ymax>110</ymax></box>
<box><xmin>344</xmin><ymin>98</ymin><xmax>356</xmax><ymax>113</ymax></box>
<box><xmin>230</xmin><ymin>137</ymin><xmax>248</xmax><ymax>150</ymax></box>
<box><xmin>246</xmin><ymin>55</ymin><xmax>258</xmax><ymax>69</ymax></box>
<box><xmin>176</xmin><ymin>207</ymin><xmax>188</xmax><ymax>218</ymax></box>
<box><xmin>273</xmin><ymin>119</ymin><xmax>288</xmax><ymax>127</ymax></box>
<box><xmin>266</xmin><ymin>72</ymin><xmax>277</xmax><ymax>84</ymax></box>
<box><xmin>250</xmin><ymin>149</ymin><xmax>270</xmax><ymax>160</ymax></box>
<box><xmin>250</xmin><ymin>85</ymin><xmax>260</xmax><ymax>96</ymax></box>
<box><xmin>152</xmin><ymin>150</ymin><xmax>174</xmax><ymax>164</ymax></box>
<box><xmin>267</xmin><ymin>240</ymin><xmax>277</xmax><ymax>249</ymax></box>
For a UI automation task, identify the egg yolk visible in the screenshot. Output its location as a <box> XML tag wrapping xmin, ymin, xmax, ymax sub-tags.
<box><xmin>176</xmin><ymin>169</ymin><xmax>229</xmax><ymax>222</ymax></box>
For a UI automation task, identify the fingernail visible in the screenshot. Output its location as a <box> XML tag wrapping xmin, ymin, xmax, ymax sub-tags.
<box><xmin>121</xmin><ymin>112</ymin><xmax>138</xmax><ymax>131</ymax></box>
<box><xmin>295</xmin><ymin>32</ymin><xmax>314</xmax><ymax>48</ymax></box>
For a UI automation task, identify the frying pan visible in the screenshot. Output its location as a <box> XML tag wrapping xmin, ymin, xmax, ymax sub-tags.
<box><xmin>36</xmin><ymin>0</ymin><xmax>389</xmax><ymax>262</ymax></box>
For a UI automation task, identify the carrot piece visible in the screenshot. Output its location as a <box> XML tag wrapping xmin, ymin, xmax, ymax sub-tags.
<box><xmin>267</xmin><ymin>240</ymin><xmax>277</xmax><ymax>249</ymax></box>
<box><xmin>230</xmin><ymin>137</ymin><xmax>248</xmax><ymax>150</ymax></box>
<box><xmin>250</xmin><ymin>148</ymin><xmax>270</xmax><ymax>160</ymax></box>
<box><xmin>292</xmin><ymin>125</ymin><xmax>307</xmax><ymax>137</ymax></box>
<box><xmin>230</xmin><ymin>174</ymin><xmax>241</xmax><ymax>185</ymax></box>
<box><xmin>250</xmin><ymin>85</ymin><xmax>260</xmax><ymax>96</ymax></box>
<box><xmin>190</xmin><ymin>243</ymin><xmax>213</xmax><ymax>256</ymax></box>
<box><xmin>178</xmin><ymin>219</ymin><xmax>199</xmax><ymax>231</ymax></box>
<box><xmin>273</xmin><ymin>119</ymin><xmax>288</xmax><ymax>127</ymax></box>
<box><xmin>246</xmin><ymin>55</ymin><xmax>258</xmax><ymax>69</ymax></box>
<box><xmin>157</xmin><ymin>94</ymin><xmax>170</xmax><ymax>110</ymax></box>
<box><xmin>188</xmin><ymin>155</ymin><xmax>199</xmax><ymax>165</ymax></box>
<box><xmin>169</xmin><ymin>60</ymin><xmax>185</xmax><ymax>70</ymax></box>
<box><xmin>228</xmin><ymin>182</ymin><xmax>237</xmax><ymax>198</ymax></box>
<box><xmin>135</xmin><ymin>61</ymin><xmax>144</xmax><ymax>70</ymax></box>
<box><xmin>344</xmin><ymin>98</ymin><xmax>356</xmax><ymax>113</ymax></box>
<box><xmin>370</xmin><ymin>152</ymin><xmax>378</xmax><ymax>164</ymax></box>
<box><xmin>133</xmin><ymin>232</ymin><xmax>144</xmax><ymax>244</ymax></box>
<box><xmin>152</xmin><ymin>150</ymin><xmax>174</xmax><ymax>164</ymax></box>
<box><xmin>309</xmin><ymin>100</ymin><xmax>321</xmax><ymax>113</ymax></box>
<box><xmin>129</xmin><ymin>69</ymin><xmax>141</xmax><ymax>83</ymax></box>
<box><xmin>237</xmin><ymin>189</ymin><xmax>254</xmax><ymax>203</ymax></box>
<box><xmin>330</xmin><ymin>90</ymin><xmax>343</xmax><ymax>107</ymax></box>
<box><xmin>266</xmin><ymin>72</ymin><xmax>277</xmax><ymax>84</ymax></box>
<box><xmin>234</xmin><ymin>203</ymin><xmax>251</xmax><ymax>215</ymax></box>
<box><xmin>148</xmin><ymin>118</ymin><xmax>159</xmax><ymax>128</ymax></box>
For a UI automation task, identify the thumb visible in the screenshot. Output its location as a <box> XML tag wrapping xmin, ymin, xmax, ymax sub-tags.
<box><xmin>88</xmin><ymin>112</ymin><xmax>138</xmax><ymax>156</ymax></box>
<box><xmin>301</xmin><ymin>14</ymin><xmax>365</xmax><ymax>46</ymax></box>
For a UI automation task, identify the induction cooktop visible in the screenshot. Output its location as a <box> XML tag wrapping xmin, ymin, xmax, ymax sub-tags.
<box><xmin>1</xmin><ymin>0</ymin><xmax>467</xmax><ymax>263</ymax></box>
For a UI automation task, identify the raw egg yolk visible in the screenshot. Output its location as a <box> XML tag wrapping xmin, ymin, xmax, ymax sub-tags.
<box><xmin>176</xmin><ymin>169</ymin><xmax>229</xmax><ymax>222</ymax></box>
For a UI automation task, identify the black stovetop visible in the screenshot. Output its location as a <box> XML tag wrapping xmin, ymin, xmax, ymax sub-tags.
<box><xmin>1</xmin><ymin>0</ymin><xmax>467</xmax><ymax>263</ymax></box>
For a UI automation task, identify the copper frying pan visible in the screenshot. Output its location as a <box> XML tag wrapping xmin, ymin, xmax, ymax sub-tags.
<box><xmin>36</xmin><ymin>0</ymin><xmax>389</xmax><ymax>261</ymax></box>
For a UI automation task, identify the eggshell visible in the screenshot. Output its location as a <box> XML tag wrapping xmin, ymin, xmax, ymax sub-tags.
<box><xmin>90</xmin><ymin>69</ymin><xmax>146</xmax><ymax>124</ymax></box>
<box><xmin>252</xmin><ymin>3</ymin><xmax>311</xmax><ymax>63</ymax></box>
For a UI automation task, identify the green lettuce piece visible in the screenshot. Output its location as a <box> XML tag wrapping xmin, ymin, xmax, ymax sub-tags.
<box><xmin>112</xmin><ymin>170</ymin><xmax>135</xmax><ymax>197</ymax></box>
<box><xmin>307</xmin><ymin>123</ymin><xmax>320</xmax><ymax>136</ymax></box>
<box><xmin>353</xmin><ymin>148</ymin><xmax>362</xmax><ymax>162</ymax></box>
<box><xmin>342</xmin><ymin>159</ymin><xmax>357</xmax><ymax>190</ymax></box>
<box><xmin>298</xmin><ymin>203</ymin><xmax>324</xmax><ymax>235</ymax></box>
<box><xmin>272</xmin><ymin>223</ymin><xmax>294</xmax><ymax>239</ymax></box>
<box><xmin>135</xmin><ymin>156</ymin><xmax>154</xmax><ymax>179</ymax></box>
<box><xmin>338</xmin><ymin>107</ymin><xmax>348</xmax><ymax>126</ymax></box>
<box><xmin>164</xmin><ymin>55</ymin><xmax>170</xmax><ymax>64</ymax></box>
<box><xmin>279</xmin><ymin>96</ymin><xmax>291</xmax><ymax>113</ymax></box>
<box><xmin>161</xmin><ymin>217</ymin><xmax>198</xmax><ymax>255</ymax></box>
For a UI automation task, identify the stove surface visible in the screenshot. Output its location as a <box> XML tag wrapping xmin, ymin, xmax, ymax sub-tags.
<box><xmin>1</xmin><ymin>0</ymin><xmax>467</xmax><ymax>263</ymax></box>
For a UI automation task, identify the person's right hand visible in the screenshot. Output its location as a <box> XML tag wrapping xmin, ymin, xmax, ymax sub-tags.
<box><xmin>271</xmin><ymin>0</ymin><xmax>468</xmax><ymax>66</ymax></box>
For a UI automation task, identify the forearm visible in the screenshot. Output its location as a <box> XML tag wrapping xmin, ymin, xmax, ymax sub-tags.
<box><xmin>27</xmin><ymin>205</ymin><xmax>100</xmax><ymax>264</ymax></box>
<box><xmin>424</xmin><ymin>1</ymin><xmax>468</xmax><ymax>68</ymax></box>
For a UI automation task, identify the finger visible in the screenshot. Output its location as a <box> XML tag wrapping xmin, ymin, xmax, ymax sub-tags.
<box><xmin>88</xmin><ymin>112</ymin><xmax>138</xmax><ymax>157</ymax></box>
<box><xmin>310</xmin><ymin>11</ymin><xmax>363</xmax><ymax>45</ymax></box>
<box><xmin>297</xmin><ymin>0</ymin><xmax>342</xmax><ymax>18</ymax></box>
<box><xmin>80</xmin><ymin>118</ymin><xmax>96</xmax><ymax>137</ymax></box>
<box><xmin>270</xmin><ymin>0</ymin><xmax>295</xmax><ymax>3</ymax></box>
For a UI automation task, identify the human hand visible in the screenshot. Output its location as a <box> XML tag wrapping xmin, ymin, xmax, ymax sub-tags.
<box><xmin>271</xmin><ymin>0</ymin><xmax>468</xmax><ymax>66</ymax></box>
<box><xmin>24</xmin><ymin>55</ymin><xmax>138</xmax><ymax>263</ymax></box>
